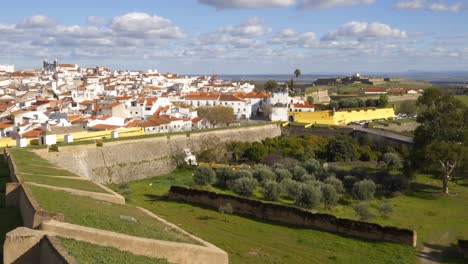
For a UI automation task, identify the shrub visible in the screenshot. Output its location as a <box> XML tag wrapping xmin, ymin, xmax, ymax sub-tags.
<box><xmin>252</xmin><ymin>165</ymin><xmax>276</xmax><ymax>183</ymax></box>
<box><xmin>281</xmin><ymin>179</ymin><xmax>301</xmax><ymax>199</ymax></box>
<box><xmin>352</xmin><ymin>179</ymin><xmax>376</xmax><ymax>200</ymax></box>
<box><xmin>274</xmin><ymin>168</ymin><xmax>292</xmax><ymax>182</ymax></box>
<box><xmin>303</xmin><ymin>158</ymin><xmax>321</xmax><ymax>174</ymax></box>
<box><xmin>324</xmin><ymin>176</ymin><xmax>345</xmax><ymax>194</ymax></box>
<box><xmin>193</xmin><ymin>166</ymin><xmax>216</xmax><ymax>186</ymax></box>
<box><xmin>298</xmin><ymin>173</ymin><xmax>315</xmax><ymax>183</ymax></box>
<box><xmin>232</xmin><ymin>177</ymin><xmax>258</xmax><ymax>197</ymax></box>
<box><xmin>377</xmin><ymin>202</ymin><xmax>394</xmax><ymax>218</ymax></box>
<box><xmin>343</xmin><ymin>175</ymin><xmax>358</xmax><ymax>192</ymax></box>
<box><xmin>271</xmin><ymin>162</ymin><xmax>285</xmax><ymax>170</ymax></box>
<box><xmin>262</xmin><ymin>181</ymin><xmax>281</xmax><ymax>201</ymax></box>
<box><xmin>321</xmin><ymin>184</ymin><xmax>339</xmax><ymax>208</ymax></box>
<box><xmin>354</xmin><ymin>202</ymin><xmax>375</xmax><ymax>221</ymax></box>
<box><xmin>382</xmin><ymin>152</ymin><xmax>403</xmax><ymax>170</ymax></box>
<box><xmin>215</xmin><ymin>167</ymin><xmax>234</xmax><ymax>188</ymax></box>
<box><xmin>294</xmin><ymin>184</ymin><xmax>322</xmax><ymax>209</ymax></box>
<box><xmin>227</xmin><ymin>169</ymin><xmax>253</xmax><ymax>189</ymax></box>
<box><xmin>291</xmin><ymin>165</ymin><xmax>307</xmax><ymax>181</ymax></box>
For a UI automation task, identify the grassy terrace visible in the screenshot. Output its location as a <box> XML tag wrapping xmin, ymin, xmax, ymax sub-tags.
<box><xmin>27</xmin><ymin>184</ymin><xmax>201</xmax><ymax>245</ymax></box>
<box><xmin>455</xmin><ymin>95</ymin><xmax>468</xmax><ymax>106</ymax></box>
<box><xmin>20</xmin><ymin>174</ymin><xmax>111</xmax><ymax>194</ymax></box>
<box><xmin>10</xmin><ymin>149</ymin><xmax>79</xmax><ymax>177</ymax></box>
<box><xmin>58</xmin><ymin>237</ymin><xmax>169</xmax><ymax>264</ymax></box>
<box><xmin>109</xmin><ymin>169</ymin><xmax>419</xmax><ymax>264</ymax></box>
<box><xmin>9</xmin><ymin>149</ymin><xmax>112</xmax><ymax>194</ymax></box>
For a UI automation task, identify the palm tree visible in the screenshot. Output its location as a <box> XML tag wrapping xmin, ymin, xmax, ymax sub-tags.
<box><xmin>294</xmin><ymin>68</ymin><xmax>301</xmax><ymax>79</ymax></box>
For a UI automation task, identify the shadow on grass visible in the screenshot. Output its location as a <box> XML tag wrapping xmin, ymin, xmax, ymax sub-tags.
<box><xmin>407</xmin><ymin>182</ymin><xmax>442</xmax><ymax>200</ymax></box>
<box><xmin>418</xmin><ymin>243</ymin><xmax>465</xmax><ymax>263</ymax></box>
<box><xmin>144</xmin><ymin>194</ymin><xmax>170</xmax><ymax>202</ymax></box>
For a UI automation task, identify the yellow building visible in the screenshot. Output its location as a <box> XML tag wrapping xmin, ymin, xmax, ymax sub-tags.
<box><xmin>288</xmin><ymin>108</ymin><xmax>395</xmax><ymax>125</ymax></box>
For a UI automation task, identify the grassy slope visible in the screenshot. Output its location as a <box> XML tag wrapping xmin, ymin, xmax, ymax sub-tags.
<box><xmin>0</xmin><ymin>157</ymin><xmax>23</xmax><ymax>262</ymax></box>
<box><xmin>27</xmin><ymin>184</ymin><xmax>200</xmax><ymax>245</ymax></box>
<box><xmin>109</xmin><ymin>169</ymin><xmax>417</xmax><ymax>264</ymax></box>
<box><xmin>10</xmin><ymin>149</ymin><xmax>79</xmax><ymax>177</ymax></box>
<box><xmin>20</xmin><ymin>174</ymin><xmax>110</xmax><ymax>194</ymax></box>
<box><xmin>10</xmin><ymin>149</ymin><xmax>110</xmax><ymax>193</ymax></box>
<box><xmin>58</xmin><ymin>237</ymin><xmax>169</xmax><ymax>264</ymax></box>
<box><xmin>454</xmin><ymin>95</ymin><xmax>468</xmax><ymax>106</ymax></box>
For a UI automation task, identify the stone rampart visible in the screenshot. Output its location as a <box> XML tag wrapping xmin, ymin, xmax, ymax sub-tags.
<box><xmin>35</xmin><ymin>124</ymin><xmax>282</xmax><ymax>184</ymax></box>
<box><xmin>168</xmin><ymin>186</ymin><xmax>417</xmax><ymax>247</ymax></box>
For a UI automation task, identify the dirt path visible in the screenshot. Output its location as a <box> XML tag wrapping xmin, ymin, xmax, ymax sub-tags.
<box><xmin>418</xmin><ymin>232</ymin><xmax>450</xmax><ymax>264</ymax></box>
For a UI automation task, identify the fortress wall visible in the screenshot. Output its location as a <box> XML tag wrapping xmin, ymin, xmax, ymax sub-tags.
<box><xmin>168</xmin><ymin>186</ymin><xmax>417</xmax><ymax>247</ymax></box>
<box><xmin>35</xmin><ymin>124</ymin><xmax>281</xmax><ymax>184</ymax></box>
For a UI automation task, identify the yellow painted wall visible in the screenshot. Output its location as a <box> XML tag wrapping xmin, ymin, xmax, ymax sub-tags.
<box><xmin>0</xmin><ymin>127</ymin><xmax>146</xmax><ymax>148</ymax></box>
<box><xmin>289</xmin><ymin>108</ymin><xmax>395</xmax><ymax>125</ymax></box>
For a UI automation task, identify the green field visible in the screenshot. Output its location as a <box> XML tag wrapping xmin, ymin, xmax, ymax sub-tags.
<box><xmin>59</xmin><ymin>237</ymin><xmax>169</xmax><ymax>264</ymax></box>
<box><xmin>455</xmin><ymin>95</ymin><xmax>468</xmax><ymax>106</ymax></box>
<box><xmin>28</xmin><ymin>184</ymin><xmax>201</xmax><ymax>245</ymax></box>
<box><xmin>109</xmin><ymin>169</ymin><xmax>428</xmax><ymax>264</ymax></box>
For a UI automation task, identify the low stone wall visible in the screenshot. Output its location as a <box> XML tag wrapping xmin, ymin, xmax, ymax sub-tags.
<box><xmin>459</xmin><ymin>240</ymin><xmax>468</xmax><ymax>258</ymax></box>
<box><xmin>3</xmin><ymin>227</ymin><xmax>77</xmax><ymax>264</ymax></box>
<box><xmin>169</xmin><ymin>186</ymin><xmax>417</xmax><ymax>247</ymax></box>
<box><xmin>41</xmin><ymin>220</ymin><xmax>228</xmax><ymax>264</ymax></box>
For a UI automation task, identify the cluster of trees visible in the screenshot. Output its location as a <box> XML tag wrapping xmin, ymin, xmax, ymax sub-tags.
<box><xmin>228</xmin><ymin>134</ymin><xmax>409</xmax><ymax>165</ymax></box>
<box><xmin>192</xmin><ymin>155</ymin><xmax>403</xmax><ymax>210</ymax></box>
<box><xmin>197</xmin><ymin>106</ymin><xmax>236</xmax><ymax>127</ymax></box>
<box><xmin>329</xmin><ymin>95</ymin><xmax>389</xmax><ymax>110</ymax></box>
<box><xmin>412</xmin><ymin>88</ymin><xmax>468</xmax><ymax>194</ymax></box>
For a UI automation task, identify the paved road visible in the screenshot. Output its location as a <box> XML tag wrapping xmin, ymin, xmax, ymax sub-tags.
<box><xmin>347</xmin><ymin>125</ymin><xmax>414</xmax><ymax>144</ymax></box>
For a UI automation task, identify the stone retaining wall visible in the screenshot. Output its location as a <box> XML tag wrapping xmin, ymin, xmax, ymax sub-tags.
<box><xmin>168</xmin><ymin>186</ymin><xmax>417</xmax><ymax>247</ymax></box>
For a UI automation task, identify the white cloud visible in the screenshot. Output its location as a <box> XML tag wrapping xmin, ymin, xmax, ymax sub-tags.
<box><xmin>429</xmin><ymin>2</ymin><xmax>464</xmax><ymax>12</ymax></box>
<box><xmin>394</xmin><ymin>0</ymin><xmax>425</xmax><ymax>9</ymax></box>
<box><xmin>87</xmin><ymin>16</ymin><xmax>105</xmax><ymax>25</ymax></box>
<box><xmin>220</xmin><ymin>17</ymin><xmax>270</xmax><ymax>37</ymax></box>
<box><xmin>271</xmin><ymin>28</ymin><xmax>318</xmax><ymax>47</ymax></box>
<box><xmin>18</xmin><ymin>15</ymin><xmax>56</xmax><ymax>28</ymax></box>
<box><xmin>322</xmin><ymin>21</ymin><xmax>408</xmax><ymax>41</ymax></box>
<box><xmin>298</xmin><ymin>0</ymin><xmax>375</xmax><ymax>9</ymax></box>
<box><xmin>111</xmin><ymin>12</ymin><xmax>186</xmax><ymax>39</ymax></box>
<box><xmin>394</xmin><ymin>1</ymin><xmax>464</xmax><ymax>12</ymax></box>
<box><xmin>198</xmin><ymin>0</ymin><xmax>295</xmax><ymax>9</ymax></box>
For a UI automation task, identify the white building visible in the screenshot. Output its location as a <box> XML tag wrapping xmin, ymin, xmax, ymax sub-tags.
<box><xmin>0</xmin><ymin>64</ymin><xmax>15</xmax><ymax>73</ymax></box>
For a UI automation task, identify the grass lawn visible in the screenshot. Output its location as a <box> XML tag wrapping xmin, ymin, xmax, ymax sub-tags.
<box><xmin>10</xmin><ymin>149</ymin><xmax>79</xmax><ymax>177</ymax></box>
<box><xmin>109</xmin><ymin>169</ymin><xmax>417</xmax><ymax>264</ymax></box>
<box><xmin>27</xmin><ymin>184</ymin><xmax>201</xmax><ymax>245</ymax></box>
<box><xmin>58</xmin><ymin>237</ymin><xmax>169</xmax><ymax>264</ymax></box>
<box><xmin>20</xmin><ymin>174</ymin><xmax>110</xmax><ymax>194</ymax></box>
<box><xmin>455</xmin><ymin>95</ymin><xmax>468</xmax><ymax>106</ymax></box>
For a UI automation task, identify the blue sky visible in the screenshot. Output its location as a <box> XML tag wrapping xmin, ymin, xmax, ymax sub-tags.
<box><xmin>1</xmin><ymin>0</ymin><xmax>467</xmax><ymax>74</ymax></box>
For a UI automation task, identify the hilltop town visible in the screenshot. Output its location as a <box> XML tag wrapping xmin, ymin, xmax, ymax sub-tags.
<box><xmin>0</xmin><ymin>61</ymin><xmax>427</xmax><ymax>147</ymax></box>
